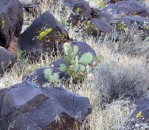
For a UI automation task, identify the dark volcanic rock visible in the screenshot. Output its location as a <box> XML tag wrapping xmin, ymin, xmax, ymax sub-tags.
<box><xmin>65</xmin><ymin>0</ymin><xmax>92</xmax><ymax>26</ymax></box>
<box><xmin>102</xmin><ymin>1</ymin><xmax>149</xmax><ymax>18</ymax></box>
<box><xmin>0</xmin><ymin>0</ymin><xmax>23</xmax><ymax>48</ymax></box>
<box><xmin>23</xmin><ymin>59</ymin><xmax>69</xmax><ymax>86</ymax></box>
<box><xmin>121</xmin><ymin>98</ymin><xmax>149</xmax><ymax>130</ymax></box>
<box><xmin>0</xmin><ymin>82</ymin><xmax>92</xmax><ymax>130</ymax></box>
<box><xmin>91</xmin><ymin>8</ymin><xmax>113</xmax><ymax>20</ymax></box>
<box><xmin>0</xmin><ymin>88</ymin><xmax>6</xmax><ymax>130</ymax></box>
<box><xmin>110</xmin><ymin>16</ymin><xmax>149</xmax><ymax>40</ymax></box>
<box><xmin>86</xmin><ymin>18</ymin><xmax>114</xmax><ymax>37</ymax></box>
<box><xmin>23</xmin><ymin>66</ymin><xmax>51</xmax><ymax>86</ymax></box>
<box><xmin>0</xmin><ymin>47</ymin><xmax>16</xmax><ymax>75</ymax></box>
<box><xmin>18</xmin><ymin>11</ymin><xmax>69</xmax><ymax>59</ymax></box>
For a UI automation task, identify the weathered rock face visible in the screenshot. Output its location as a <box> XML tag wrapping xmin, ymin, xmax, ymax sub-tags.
<box><xmin>86</xmin><ymin>18</ymin><xmax>114</xmax><ymax>37</ymax></box>
<box><xmin>102</xmin><ymin>1</ymin><xmax>149</xmax><ymax>18</ymax></box>
<box><xmin>0</xmin><ymin>82</ymin><xmax>92</xmax><ymax>130</ymax></box>
<box><xmin>90</xmin><ymin>8</ymin><xmax>113</xmax><ymax>20</ymax></box>
<box><xmin>0</xmin><ymin>0</ymin><xmax>23</xmax><ymax>48</ymax></box>
<box><xmin>121</xmin><ymin>98</ymin><xmax>149</xmax><ymax>130</ymax></box>
<box><xmin>23</xmin><ymin>66</ymin><xmax>51</xmax><ymax>85</ymax></box>
<box><xmin>86</xmin><ymin>8</ymin><xmax>143</xmax><ymax>38</ymax></box>
<box><xmin>110</xmin><ymin>16</ymin><xmax>149</xmax><ymax>40</ymax></box>
<box><xmin>0</xmin><ymin>47</ymin><xmax>16</xmax><ymax>75</ymax></box>
<box><xmin>49</xmin><ymin>0</ymin><xmax>92</xmax><ymax>26</ymax></box>
<box><xmin>65</xmin><ymin>0</ymin><xmax>92</xmax><ymax>26</ymax></box>
<box><xmin>23</xmin><ymin>59</ymin><xmax>69</xmax><ymax>86</ymax></box>
<box><xmin>18</xmin><ymin>11</ymin><xmax>69</xmax><ymax>59</ymax></box>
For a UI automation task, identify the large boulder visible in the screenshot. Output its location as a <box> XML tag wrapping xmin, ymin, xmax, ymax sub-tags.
<box><xmin>23</xmin><ymin>59</ymin><xmax>69</xmax><ymax>86</ymax></box>
<box><xmin>18</xmin><ymin>11</ymin><xmax>69</xmax><ymax>60</ymax></box>
<box><xmin>64</xmin><ymin>0</ymin><xmax>92</xmax><ymax>26</ymax></box>
<box><xmin>86</xmin><ymin>18</ymin><xmax>114</xmax><ymax>37</ymax></box>
<box><xmin>0</xmin><ymin>47</ymin><xmax>16</xmax><ymax>75</ymax></box>
<box><xmin>0</xmin><ymin>0</ymin><xmax>23</xmax><ymax>48</ymax></box>
<box><xmin>0</xmin><ymin>82</ymin><xmax>92</xmax><ymax>130</ymax></box>
<box><xmin>102</xmin><ymin>1</ymin><xmax>149</xmax><ymax>18</ymax></box>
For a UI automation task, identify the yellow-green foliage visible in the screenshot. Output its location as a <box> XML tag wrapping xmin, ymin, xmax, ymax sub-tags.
<box><xmin>143</xmin><ymin>24</ymin><xmax>149</xmax><ymax>30</ymax></box>
<box><xmin>55</xmin><ymin>31</ymin><xmax>67</xmax><ymax>43</ymax></box>
<box><xmin>76</xmin><ymin>7</ymin><xmax>81</xmax><ymax>11</ymax></box>
<box><xmin>116</xmin><ymin>22</ymin><xmax>129</xmax><ymax>33</ymax></box>
<box><xmin>136</xmin><ymin>111</ymin><xmax>142</xmax><ymax>118</ymax></box>
<box><xmin>23</xmin><ymin>12</ymin><xmax>28</xmax><ymax>20</ymax></box>
<box><xmin>1</xmin><ymin>17</ymin><xmax>5</xmax><ymax>29</ymax></box>
<box><xmin>36</xmin><ymin>28</ymin><xmax>53</xmax><ymax>40</ymax></box>
<box><xmin>98</xmin><ymin>0</ymin><xmax>107</xmax><ymax>8</ymax></box>
<box><xmin>86</xmin><ymin>21</ymin><xmax>99</xmax><ymax>35</ymax></box>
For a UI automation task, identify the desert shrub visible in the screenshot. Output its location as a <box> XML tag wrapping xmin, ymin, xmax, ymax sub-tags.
<box><xmin>92</xmin><ymin>51</ymin><xmax>149</xmax><ymax>104</ymax></box>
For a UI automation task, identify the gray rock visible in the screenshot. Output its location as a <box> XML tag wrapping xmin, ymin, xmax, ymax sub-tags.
<box><xmin>102</xmin><ymin>1</ymin><xmax>149</xmax><ymax>18</ymax></box>
<box><xmin>0</xmin><ymin>82</ymin><xmax>92</xmax><ymax>130</ymax></box>
<box><xmin>23</xmin><ymin>59</ymin><xmax>69</xmax><ymax>86</ymax></box>
<box><xmin>86</xmin><ymin>18</ymin><xmax>114</xmax><ymax>37</ymax></box>
<box><xmin>110</xmin><ymin>16</ymin><xmax>149</xmax><ymax>40</ymax></box>
<box><xmin>64</xmin><ymin>0</ymin><xmax>92</xmax><ymax>26</ymax></box>
<box><xmin>18</xmin><ymin>11</ymin><xmax>69</xmax><ymax>60</ymax></box>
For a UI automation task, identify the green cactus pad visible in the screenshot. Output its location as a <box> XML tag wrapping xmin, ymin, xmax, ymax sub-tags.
<box><xmin>59</xmin><ymin>64</ymin><xmax>66</xmax><ymax>71</ymax></box>
<box><xmin>79</xmin><ymin>53</ymin><xmax>93</xmax><ymax>65</ymax></box>
<box><xmin>44</xmin><ymin>68</ymin><xmax>53</xmax><ymax>80</ymax></box>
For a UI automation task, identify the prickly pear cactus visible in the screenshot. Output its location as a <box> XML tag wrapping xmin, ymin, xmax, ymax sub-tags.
<box><xmin>44</xmin><ymin>68</ymin><xmax>59</xmax><ymax>83</ymax></box>
<box><xmin>59</xmin><ymin>43</ymin><xmax>95</xmax><ymax>81</ymax></box>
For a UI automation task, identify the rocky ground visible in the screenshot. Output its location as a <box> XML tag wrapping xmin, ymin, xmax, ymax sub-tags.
<box><xmin>1</xmin><ymin>0</ymin><xmax>149</xmax><ymax>129</ymax></box>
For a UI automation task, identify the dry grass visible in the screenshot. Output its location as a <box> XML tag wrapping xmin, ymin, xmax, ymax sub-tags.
<box><xmin>0</xmin><ymin>53</ymin><xmax>59</xmax><ymax>89</ymax></box>
<box><xmin>75</xmin><ymin>45</ymin><xmax>148</xmax><ymax>130</ymax></box>
<box><xmin>1</xmin><ymin>43</ymin><xmax>147</xmax><ymax>130</ymax></box>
